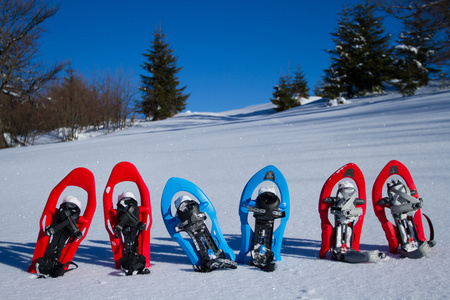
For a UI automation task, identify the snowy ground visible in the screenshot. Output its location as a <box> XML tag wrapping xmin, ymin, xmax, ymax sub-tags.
<box><xmin>1</xmin><ymin>86</ymin><xmax>449</xmax><ymax>299</ymax></box>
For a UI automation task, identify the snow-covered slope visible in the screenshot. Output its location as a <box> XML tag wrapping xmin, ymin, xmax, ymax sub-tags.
<box><xmin>1</xmin><ymin>87</ymin><xmax>449</xmax><ymax>299</ymax></box>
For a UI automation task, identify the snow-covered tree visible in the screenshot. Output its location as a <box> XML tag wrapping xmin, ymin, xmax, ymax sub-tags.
<box><xmin>393</xmin><ymin>15</ymin><xmax>438</xmax><ymax>96</ymax></box>
<box><xmin>316</xmin><ymin>67</ymin><xmax>342</xmax><ymax>100</ymax></box>
<box><xmin>139</xmin><ymin>28</ymin><xmax>189</xmax><ymax>121</ymax></box>
<box><xmin>374</xmin><ymin>0</ymin><xmax>449</xmax><ymax>66</ymax></box>
<box><xmin>321</xmin><ymin>3</ymin><xmax>393</xmax><ymax>98</ymax></box>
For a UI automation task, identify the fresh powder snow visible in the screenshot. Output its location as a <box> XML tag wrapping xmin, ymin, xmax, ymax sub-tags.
<box><xmin>1</xmin><ymin>85</ymin><xmax>449</xmax><ymax>299</ymax></box>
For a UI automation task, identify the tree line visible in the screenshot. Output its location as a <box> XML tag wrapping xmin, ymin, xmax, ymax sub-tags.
<box><xmin>1</xmin><ymin>0</ymin><xmax>188</xmax><ymax>149</ymax></box>
<box><xmin>271</xmin><ymin>0</ymin><xmax>449</xmax><ymax>111</ymax></box>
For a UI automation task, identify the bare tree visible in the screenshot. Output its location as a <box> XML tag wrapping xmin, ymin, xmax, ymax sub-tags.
<box><xmin>92</xmin><ymin>68</ymin><xmax>136</xmax><ymax>132</ymax></box>
<box><xmin>0</xmin><ymin>0</ymin><xmax>65</xmax><ymax>148</ymax></box>
<box><xmin>116</xmin><ymin>68</ymin><xmax>137</xmax><ymax>129</ymax></box>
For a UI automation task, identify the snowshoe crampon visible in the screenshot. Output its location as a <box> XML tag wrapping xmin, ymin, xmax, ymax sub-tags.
<box><xmin>237</xmin><ymin>165</ymin><xmax>290</xmax><ymax>271</ymax></box>
<box><xmin>103</xmin><ymin>161</ymin><xmax>152</xmax><ymax>275</ymax></box>
<box><xmin>319</xmin><ymin>163</ymin><xmax>384</xmax><ymax>263</ymax></box>
<box><xmin>372</xmin><ymin>160</ymin><xmax>435</xmax><ymax>258</ymax></box>
<box><xmin>28</xmin><ymin>168</ymin><xmax>96</xmax><ymax>277</ymax></box>
<box><xmin>161</xmin><ymin>177</ymin><xmax>236</xmax><ymax>272</ymax></box>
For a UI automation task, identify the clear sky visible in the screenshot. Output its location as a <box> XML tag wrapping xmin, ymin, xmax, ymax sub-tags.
<box><xmin>39</xmin><ymin>0</ymin><xmax>400</xmax><ymax>113</ymax></box>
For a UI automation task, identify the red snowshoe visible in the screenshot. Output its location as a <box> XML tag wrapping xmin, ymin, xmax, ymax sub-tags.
<box><xmin>28</xmin><ymin>168</ymin><xmax>96</xmax><ymax>277</ymax></box>
<box><xmin>103</xmin><ymin>161</ymin><xmax>152</xmax><ymax>274</ymax></box>
<box><xmin>372</xmin><ymin>160</ymin><xmax>435</xmax><ymax>258</ymax></box>
<box><xmin>319</xmin><ymin>163</ymin><xmax>384</xmax><ymax>263</ymax></box>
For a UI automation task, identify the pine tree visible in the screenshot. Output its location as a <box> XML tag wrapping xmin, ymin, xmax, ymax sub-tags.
<box><xmin>393</xmin><ymin>15</ymin><xmax>438</xmax><ymax>96</ymax></box>
<box><xmin>321</xmin><ymin>2</ymin><xmax>393</xmax><ymax>98</ymax></box>
<box><xmin>374</xmin><ymin>0</ymin><xmax>449</xmax><ymax>65</ymax></box>
<box><xmin>325</xmin><ymin>7</ymin><xmax>358</xmax><ymax>98</ymax></box>
<box><xmin>291</xmin><ymin>64</ymin><xmax>310</xmax><ymax>101</ymax></box>
<box><xmin>317</xmin><ymin>67</ymin><xmax>342</xmax><ymax>99</ymax></box>
<box><xmin>351</xmin><ymin>3</ymin><xmax>393</xmax><ymax>95</ymax></box>
<box><xmin>270</xmin><ymin>75</ymin><xmax>297</xmax><ymax>112</ymax></box>
<box><xmin>139</xmin><ymin>28</ymin><xmax>189</xmax><ymax>121</ymax></box>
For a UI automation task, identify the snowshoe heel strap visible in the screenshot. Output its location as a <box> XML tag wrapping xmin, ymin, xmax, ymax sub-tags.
<box><xmin>193</xmin><ymin>258</ymin><xmax>238</xmax><ymax>273</ymax></box>
<box><xmin>401</xmin><ymin>241</ymin><xmax>433</xmax><ymax>259</ymax></box>
<box><xmin>36</xmin><ymin>256</ymin><xmax>78</xmax><ymax>278</ymax></box>
<box><xmin>249</xmin><ymin>246</ymin><xmax>276</xmax><ymax>272</ymax></box>
<box><xmin>120</xmin><ymin>252</ymin><xmax>149</xmax><ymax>275</ymax></box>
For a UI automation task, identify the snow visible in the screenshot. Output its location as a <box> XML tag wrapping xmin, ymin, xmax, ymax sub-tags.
<box><xmin>1</xmin><ymin>85</ymin><xmax>450</xmax><ymax>299</ymax></box>
<box><xmin>395</xmin><ymin>44</ymin><xmax>419</xmax><ymax>54</ymax></box>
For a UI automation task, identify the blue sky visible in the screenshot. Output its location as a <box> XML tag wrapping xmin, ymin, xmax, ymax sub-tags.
<box><xmin>39</xmin><ymin>0</ymin><xmax>400</xmax><ymax>113</ymax></box>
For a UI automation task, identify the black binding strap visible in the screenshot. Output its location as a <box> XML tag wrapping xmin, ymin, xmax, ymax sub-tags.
<box><xmin>36</xmin><ymin>202</ymin><xmax>82</xmax><ymax>278</ymax></box>
<box><xmin>248</xmin><ymin>192</ymin><xmax>284</xmax><ymax>272</ymax></box>
<box><xmin>115</xmin><ymin>197</ymin><xmax>149</xmax><ymax>275</ymax></box>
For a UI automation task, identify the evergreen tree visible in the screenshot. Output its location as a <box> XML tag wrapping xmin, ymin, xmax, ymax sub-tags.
<box><xmin>374</xmin><ymin>0</ymin><xmax>449</xmax><ymax>65</ymax></box>
<box><xmin>139</xmin><ymin>28</ymin><xmax>189</xmax><ymax>120</ymax></box>
<box><xmin>325</xmin><ymin>7</ymin><xmax>358</xmax><ymax>98</ymax></box>
<box><xmin>352</xmin><ymin>3</ymin><xmax>393</xmax><ymax>95</ymax></box>
<box><xmin>291</xmin><ymin>64</ymin><xmax>310</xmax><ymax>101</ymax></box>
<box><xmin>270</xmin><ymin>74</ymin><xmax>297</xmax><ymax>112</ymax></box>
<box><xmin>393</xmin><ymin>15</ymin><xmax>438</xmax><ymax>96</ymax></box>
<box><xmin>321</xmin><ymin>2</ymin><xmax>393</xmax><ymax>98</ymax></box>
<box><xmin>317</xmin><ymin>67</ymin><xmax>342</xmax><ymax>99</ymax></box>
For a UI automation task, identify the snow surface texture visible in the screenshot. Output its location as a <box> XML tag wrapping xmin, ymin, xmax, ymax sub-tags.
<box><xmin>1</xmin><ymin>86</ymin><xmax>449</xmax><ymax>299</ymax></box>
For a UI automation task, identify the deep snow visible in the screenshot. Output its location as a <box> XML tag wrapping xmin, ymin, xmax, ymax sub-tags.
<box><xmin>1</xmin><ymin>86</ymin><xmax>450</xmax><ymax>299</ymax></box>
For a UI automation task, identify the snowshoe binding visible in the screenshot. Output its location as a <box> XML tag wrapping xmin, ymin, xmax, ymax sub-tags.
<box><xmin>373</xmin><ymin>160</ymin><xmax>435</xmax><ymax>259</ymax></box>
<box><xmin>114</xmin><ymin>192</ymin><xmax>150</xmax><ymax>275</ymax></box>
<box><xmin>35</xmin><ymin>196</ymin><xmax>82</xmax><ymax>277</ymax></box>
<box><xmin>175</xmin><ymin>196</ymin><xmax>237</xmax><ymax>272</ymax></box>
<box><xmin>247</xmin><ymin>188</ymin><xmax>285</xmax><ymax>271</ymax></box>
<box><xmin>28</xmin><ymin>167</ymin><xmax>96</xmax><ymax>277</ymax></box>
<box><xmin>319</xmin><ymin>163</ymin><xmax>385</xmax><ymax>263</ymax></box>
<box><xmin>161</xmin><ymin>177</ymin><xmax>236</xmax><ymax>273</ymax></box>
<box><xmin>103</xmin><ymin>162</ymin><xmax>152</xmax><ymax>275</ymax></box>
<box><xmin>237</xmin><ymin>165</ymin><xmax>290</xmax><ymax>272</ymax></box>
<box><xmin>326</xmin><ymin>182</ymin><xmax>384</xmax><ymax>263</ymax></box>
